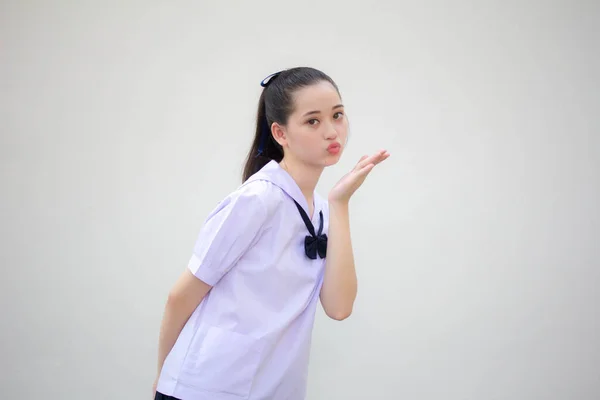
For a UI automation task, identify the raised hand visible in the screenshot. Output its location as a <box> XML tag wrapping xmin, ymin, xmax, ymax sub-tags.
<box><xmin>328</xmin><ymin>149</ymin><xmax>390</xmax><ymax>204</ymax></box>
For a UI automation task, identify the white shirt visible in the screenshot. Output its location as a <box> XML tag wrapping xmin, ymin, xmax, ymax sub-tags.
<box><xmin>157</xmin><ymin>160</ymin><xmax>329</xmax><ymax>400</ymax></box>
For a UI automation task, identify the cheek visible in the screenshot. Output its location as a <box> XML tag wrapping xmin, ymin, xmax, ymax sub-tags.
<box><xmin>288</xmin><ymin>125</ymin><xmax>316</xmax><ymax>149</ymax></box>
<box><xmin>338</xmin><ymin>121</ymin><xmax>349</xmax><ymax>142</ymax></box>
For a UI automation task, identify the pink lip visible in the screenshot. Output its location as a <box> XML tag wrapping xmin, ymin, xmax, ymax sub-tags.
<box><xmin>327</xmin><ymin>143</ymin><xmax>341</xmax><ymax>154</ymax></box>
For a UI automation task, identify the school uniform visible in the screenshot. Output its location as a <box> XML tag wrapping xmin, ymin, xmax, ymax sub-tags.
<box><xmin>156</xmin><ymin>160</ymin><xmax>329</xmax><ymax>400</ymax></box>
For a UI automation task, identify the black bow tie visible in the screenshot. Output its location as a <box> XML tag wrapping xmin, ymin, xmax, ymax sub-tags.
<box><xmin>293</xmin><ymin>200</ymin><xmax>327</xmax><ymax>260</ymax></box>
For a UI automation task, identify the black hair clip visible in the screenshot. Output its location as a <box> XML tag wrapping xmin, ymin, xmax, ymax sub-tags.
<box><xmin>260</xmin><ymin>71</ymin><xmax>281</xmax><ymax>87</ymax></box>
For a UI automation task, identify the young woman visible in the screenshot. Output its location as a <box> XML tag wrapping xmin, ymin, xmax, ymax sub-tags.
<box><xmin>153</xmin><ymin>67</ymin><xmax>389</xmax><ymax>400</ymax></box>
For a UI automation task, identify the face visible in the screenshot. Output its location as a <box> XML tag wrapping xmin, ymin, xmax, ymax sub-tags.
<box><xmin>272</xmin><ymin>81</ymin><xmax>349</xmax><ymax>168</ymax></box>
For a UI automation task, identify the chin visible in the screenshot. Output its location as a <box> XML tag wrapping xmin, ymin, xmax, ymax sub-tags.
<box><xmin>323</xmin><ymin>152</ymin><xmax>343</xmax><ymax>167</ymax></box>
<box><xmin>303</xmin><ymin>151</ymin><xmax>343</xmax><ymax>168</ymax></box>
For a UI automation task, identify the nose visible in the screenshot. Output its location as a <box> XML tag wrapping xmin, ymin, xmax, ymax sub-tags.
<box><xmin>324</xmin><ymin>122</ymin><xmax>338</xmax><ymax>140</ymax></box>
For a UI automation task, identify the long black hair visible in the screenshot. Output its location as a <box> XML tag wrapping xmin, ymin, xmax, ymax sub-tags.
<box><xmin>242</xmin><ymin>67</ymin><xmax>340</xmax><ymax>182</ymax></box>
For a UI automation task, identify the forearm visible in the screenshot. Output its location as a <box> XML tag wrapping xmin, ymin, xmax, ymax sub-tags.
<box><xmin>156</xmin><ymin>295</ymin><xmax>198</xmax><ymax>375</ymax></box>
<box><xmin>320</xmin><ymin>200</ymin><xmax>357</xmax><ymax>320</ymax></box>
<box><xmin>155</xmin><ymin>269</ymin><xmax>211</xmax><ymax>376</ymax></box>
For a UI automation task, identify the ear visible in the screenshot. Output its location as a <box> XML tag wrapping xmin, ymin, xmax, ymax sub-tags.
<box><xmin>271</xmin><ymin>122</ymin><xmax>288</xmax><ymax>148</ymax></box>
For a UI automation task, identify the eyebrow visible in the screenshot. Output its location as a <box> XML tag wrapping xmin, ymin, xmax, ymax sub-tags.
<box><xmin>302</xmin><ymin>104</ymin><xmax>344</xmax><ymax>118</ymax></box>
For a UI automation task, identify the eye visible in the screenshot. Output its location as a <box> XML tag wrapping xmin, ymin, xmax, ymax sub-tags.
<box><xmin>307</xmin><ymin>119</ymin><xmax>319</xmax><ymax>125</ymax></box>
<box><xmin>333</xmin><ymin>112</ymin><xmax>344</xmax><ymax>119</ymax></box>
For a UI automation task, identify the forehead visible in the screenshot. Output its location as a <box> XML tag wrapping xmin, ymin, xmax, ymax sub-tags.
<box><xmin>291</xmin><ymin>81</ymin><xmax>342</xmax><ymax>114</ymax></box>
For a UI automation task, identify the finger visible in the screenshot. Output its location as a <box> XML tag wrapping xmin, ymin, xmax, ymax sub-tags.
<box><xmin>376</xmin><ymin>151</ymin><xmax>390</xmax><ymax>164</ymax></box>
<box><xmin>356</xmin><ymin>163</ymin><xmax>375</xmax><ymax>178</ymax></box>
<box><xmin>356</xmin><ymin>152</ymin><xmax>389</xmax><ymax>177</ymax></box>
<box><xmin>358</xmin><ymin>150</ymin><xmax>387</xmax><ymax>169</ymax></box>
<box><xmin>353</xmin><ymin>155</ymin><xmax>369</xmax><ymax>170</ymax></box>
<box><xmin>371</xmin><ymin>150</ymin><xmax>390</xmax><ymax>165</ymax></box>
<box><xmin>357</xmin><ymin>154</ymin><xmax>378</xmax><ymax>169</ymax></box>
<box><xmin>375</xmin><ymin>149</ymin><xmax>389</xmax><ymax>159</ymax></box>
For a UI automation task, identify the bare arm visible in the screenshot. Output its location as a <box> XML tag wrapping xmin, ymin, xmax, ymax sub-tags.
<box><xmin>321</xmin><ymin>149</ymin><xmax>390</xmax><ymax>321</ymax></box>
<box><xmin>156</xmin><ymin>269</ymin><xmax>211</xmax><ymax>376</ymax></box>
<box><xmin>320</xmin><ymin>200</ymin><xmax>357</xmax><ymax>320</ymax></box>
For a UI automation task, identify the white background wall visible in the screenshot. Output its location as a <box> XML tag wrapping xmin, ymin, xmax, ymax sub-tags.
<box><xmin>1</xmin><ymin>1</ymin><xmax>599</xmax><ymax>399</ymax></box>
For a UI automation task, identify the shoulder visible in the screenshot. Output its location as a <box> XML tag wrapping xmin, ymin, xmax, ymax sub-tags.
<box><xmin>212</xmin><ymin>179</ymin><xmax>284</xmax><ymax>219</ymax></box>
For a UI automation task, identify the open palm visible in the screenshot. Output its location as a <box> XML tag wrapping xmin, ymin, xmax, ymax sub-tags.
<box><xmin>329</xmin><ymin>149</ymin><xmax>390</xmax><ymax>203</ymax></box>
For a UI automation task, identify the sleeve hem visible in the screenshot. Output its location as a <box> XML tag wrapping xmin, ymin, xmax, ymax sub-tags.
<box><xmin>187</xmin><ymin>254</ymin><xmax>220</xmax><ymax>286</ymax></box>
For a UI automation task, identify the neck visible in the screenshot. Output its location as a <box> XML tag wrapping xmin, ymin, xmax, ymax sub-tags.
<box><xmin>279</xmin><ymin>156</ymin><xmax>323</xmax><ymax>205</ymax></box>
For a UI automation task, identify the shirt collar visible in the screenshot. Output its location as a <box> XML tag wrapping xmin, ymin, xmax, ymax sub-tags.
<box><xmin>247</xmin><ymin>160</ymin><xmax>315</xmax><ymax>216</ymax></box>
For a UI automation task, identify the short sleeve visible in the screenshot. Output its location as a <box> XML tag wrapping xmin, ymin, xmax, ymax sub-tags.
<box><xmin>187</xmin><ymin>184</ymin><xmax>268</xmax><ymax>286</ymax></box>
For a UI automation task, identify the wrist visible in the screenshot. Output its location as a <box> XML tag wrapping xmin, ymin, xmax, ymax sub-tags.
<box><xmin>328</xmin><ymin>197</ymin><xmax>349</xmax><ymax>210</ymax></box>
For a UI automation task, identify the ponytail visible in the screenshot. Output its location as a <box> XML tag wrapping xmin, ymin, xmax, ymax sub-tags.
<box><xmin>242</xmin><ymin>90</ymin><xmax>283</xmax><ymax>182</ymax></box>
